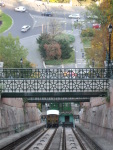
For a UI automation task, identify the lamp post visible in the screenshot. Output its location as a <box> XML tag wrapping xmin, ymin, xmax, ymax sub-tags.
<box><xmin>108</xmin><ymin>23</ymin><xmax>112</xmax><ymax>67</ymax></box>
<box><xmin>20</xmin><ymin>58</ymin><xmax>23</xmax><ymax>68</ymax></box>
<box><xmin>108</xmin><ymin>24</ymin><xmax>112</xmax><ymax>77</ymax></box>
<box><xmin>20</xmin><ymin>58</ymin><xmax>23</xmax><ymax>78</ymax></box>
<box><xmin>92</xmin><ymin>59</ymin><xmax>95</xmax><ymax>67</ymax></box>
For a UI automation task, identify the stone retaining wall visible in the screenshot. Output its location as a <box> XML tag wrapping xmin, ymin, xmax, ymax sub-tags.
<box><xmin>0</xmin><ymin>98</ymin><xmax>41</xmax><ymax>139</ymax></box>
<box><xmin>79</xmin><ymin>79</ymin><xmax>113</xmax><ymax>142</ymax></box>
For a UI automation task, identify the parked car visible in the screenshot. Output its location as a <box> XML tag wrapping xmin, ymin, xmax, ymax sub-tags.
<box><xmin>93</xmin><ymin>23</ymin><xmax>101</xmax><ymax>29</ymax></box>
<box><xmin>41</xmin><ymin>11</ymin><xmax>53</xmax><ymax>17</ymax></box>
<box><xmin>0</xmin><ymin>2</ymin><xmax>5</xmax><ymax>7</ymax></box>
<box><xmin>63</xmin><ymin>69</ymin><xmax>77</xmax><ymax>78</ymax></box>
<box><xmin>87</xmin><ymin>15</ymin><xmax>98</xmax><ymax>19</ymax></box>
<box><xmin>15</xmin><ymin>6</ymin><xmax>26</xmax><ymax>12</ymax></box>
<box><xmin>21</xmin><ymin>25</ymin><xmax>31</xmax><ymax>32</ymax></box>
<box><xmin>68</xmin><ymin>14</ymin><xmax>80</xmax><ymax>19</ymax></box>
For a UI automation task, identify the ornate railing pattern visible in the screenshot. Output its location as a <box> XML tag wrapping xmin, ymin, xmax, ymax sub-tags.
<box><xmin>0</xmin><ymin>68</ymin><xmax>113</xmax><ymax>79</ymax></box>
<box><xmin>0</xmin><ymin>79</ymin><xmax>109</xmax><ymax>92</ymax></box>
<box><xmin>0</xmin><ymin>68</ymin><xmax>110</xmax><ymax>97</ymax></box>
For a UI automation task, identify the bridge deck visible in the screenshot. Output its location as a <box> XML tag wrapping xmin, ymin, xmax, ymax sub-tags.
<box><xmin>0</xmin><ymin>68</ymin><xmax>111</xmax><ymax>98</ymax></box>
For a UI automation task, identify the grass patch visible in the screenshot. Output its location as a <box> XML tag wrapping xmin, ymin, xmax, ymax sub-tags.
<box><xmin>81</xmin><ymin>37</ymin><xmax>91</xmax><ymax>48</ymax></box>
<box><xmin>0</xmin><ymin>13</ymin><xmax>12</xmax><ymax>33</ymax></box>
<box><xmin>45</xmin><ymin>50</ymin><xmax>75</xmax><ymax>65</ymax></box>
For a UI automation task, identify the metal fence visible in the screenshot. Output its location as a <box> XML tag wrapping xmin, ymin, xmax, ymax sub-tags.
<box><xmin>0</xmin><ymin>68</ymin><xmax>110</xmax><ymax>98</ymax></box>
<box><xmin>0</xmin><ymin>68</ymin><xmax>113</xmax><ymax>79</ymax></box>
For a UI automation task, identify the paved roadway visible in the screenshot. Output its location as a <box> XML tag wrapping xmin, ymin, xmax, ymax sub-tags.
<box><xmin>0</xmin><ymin>2</ymin><xmax>87</xmax><ymax>68</ymax></box>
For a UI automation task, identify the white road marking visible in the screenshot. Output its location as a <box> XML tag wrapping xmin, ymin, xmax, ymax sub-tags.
<box><xmin>75</xmin><ymin>64</ymin><xmax>77</xmax><ymax>68</ymax></box>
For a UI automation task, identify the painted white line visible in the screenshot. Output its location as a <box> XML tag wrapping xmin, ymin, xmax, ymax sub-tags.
<box><xmin>33</xmin><ymin>20</ymin><xmax>37</xmax><ymax>28</ymax></box>
<box><xmin>20</xmin><ymin>34</ymin><xmax>40</xmax><ymax>40</ymax></box>
<box><xmin>75</xmin><ymin>64</ymin><xmax>77</xmax><ymax>68</ymax></box>
<box><xmin>29</xmin><ymin>13</ymin><xmax>37</xmax><ymax>29</ymax></box>
<box><xmin>76</xmin><ymin>59</ymin><xmax>83</xmax><ymax>60</ymax></box>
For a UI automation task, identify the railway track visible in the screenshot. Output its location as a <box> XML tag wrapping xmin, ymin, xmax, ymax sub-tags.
<box><xmin>1</xmin><ymin>127</ymin><xmax>102</xmax><ymax>150</ymax></box>
<box><xmin>22</xmin><ymin>127</ymin><xmax>88</xmax><ymax>150</ymax></box>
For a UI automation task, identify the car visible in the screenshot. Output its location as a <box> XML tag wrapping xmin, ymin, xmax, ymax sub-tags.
<box><xmin>15</xmin><ymin>6</ymin><xmax>26</xmax><ymax>12</ymax></box>
<box><xmin>41</xmin><ymin>11</ymin><xmax>53</xmax><ymax>17</ymax></box>
<box><xmin>0</xmin><ymin>2</ymin><xmax>5</xmax><ymax>7</ymax></box>
<box><xmin>68</xmin><ymin>14</ymin><xmax>80</xmax><ymax>19</ymax></box>
<box><xmin>87</xmin><ymin>15</ymin><xmax>98</xmax><ymax>19</ymax></box>
<box><xmin>93</xmin><ymin>23</ymin><xmax>101</xmax><ymax>29</ymax></box>
<box><xmin>63</xmin><ymin>69</ymin><xmax>77</xmax><ymax>78</ymax></box>
<box><xmin>21</xmin><ymin>25</ymin><xmax>31</xmax><ymax>32</ymax></box>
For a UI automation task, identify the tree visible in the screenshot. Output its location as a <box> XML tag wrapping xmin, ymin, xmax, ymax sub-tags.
<box><xmin>86</xmin><ymin>2</ymin><xmax>108</xmax><ymax>25</ymax></box>
<box><xmin>36</xmin><ymin>33</ymin><xmax>52</xmax><ymax>45</ymax></box>
<box><xmin>0</xmin><ymin>33</ymin><xmax>30</xmax><ymax>68</ymax></box>
<box><xmin>37</xmin><ymin>32</ymin><xmax>74</xmax><ymax>61</ymax></box>
<box><xmin>84</xmin><ymin>0</ymin><xmax>113</xmax><ymax>67</ymax></box>
<box><xmin>57</xmin><ymin>39</ymin><xmax>73</xmax><ymax>59</ymax></box>
<box><xmin>37</xmin><ymin>33</ymin><xmax>53</xmax><ymax>58</ymax></box>
<box><xmin>44</xmin><ymin>42</ymin><xmax>61</xmax><ymax>60</ymax></box>
<box><xmin>48</xmin><ymin>19</ymin><xmax>62</xmax><ymax>37</ymax></box>
<box><xmin>37</xmin><ymin>103</ymin><xmax>42</xmax><ymax>111</ymax></box>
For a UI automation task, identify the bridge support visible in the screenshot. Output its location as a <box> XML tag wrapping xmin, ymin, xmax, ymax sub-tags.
<box><xmin>110</xmin><ymin>79</ymin><xmax>113</xmax><ymax>105</ymax></box>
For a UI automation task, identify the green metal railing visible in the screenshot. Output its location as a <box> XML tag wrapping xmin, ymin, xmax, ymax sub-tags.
<box><xmin>0</xmin><ymin>68</ymin><xmax>113</xmax><ymax>79</ymax></box>
<box><xmin>0</xmin><ymin>68</ymin><xmax>111</xmax><ymax>98</ymax></box>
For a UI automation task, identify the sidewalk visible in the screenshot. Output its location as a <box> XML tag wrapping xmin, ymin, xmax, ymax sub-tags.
<box><xmin>76</xmin><ymin>123</ymin><xmax>113</xmax><ymax>150</ymax></box>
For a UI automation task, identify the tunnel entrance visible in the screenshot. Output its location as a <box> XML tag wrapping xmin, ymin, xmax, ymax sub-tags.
<box><xmin>65</xmin><ymin>116</ymin><xmax>69</xmax><ymax>122</ymax></box>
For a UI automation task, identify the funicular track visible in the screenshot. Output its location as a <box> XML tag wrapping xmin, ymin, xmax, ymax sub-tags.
<box><xmin>75</xmin><ymin>126</ymin><xmax>102</xmax><ymax>150</ymax></box>
<box><xmin>1</xmin><ymin>126</ymin><xmax>103</xmax><ymax>150</ymax></box>
<box><xmin>1</xmin><ymin>125</ymin><xmax>46</xmax><ymax>150</ymax></box>
<box><xmin>24</xmin><ymin>128</ymin><xmax>57</xmax><ymax>150</ymax></box>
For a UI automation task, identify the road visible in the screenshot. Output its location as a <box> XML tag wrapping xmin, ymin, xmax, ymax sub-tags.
<box><xmin>0</xmin><ymin>2</ymin><xmax>87</xmax><ymax>68</ymax></box>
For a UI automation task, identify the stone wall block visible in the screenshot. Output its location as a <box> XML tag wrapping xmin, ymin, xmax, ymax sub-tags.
<box><xmin>0</xmin><ymin>98</ymin><xmax>41</xmax><ymax>139</ymax></box>
<box><xmin>16</xmin><ymin>108</ymin><xmax>24</xmax><ymax>124</ymax></box>
<box><xmin>110</xmin><ymin>79</ymin><xmax>113</xmax><ymax>106</ymax></box>
<box><xmin>2</xmin><ymin>98</ymin><xmax>23</xmax><ymax>108</ymax></box>
<box><xmin>80</xmin><ymin>102</ymin><xmax>113</xmax><ymax>142</ymax></box>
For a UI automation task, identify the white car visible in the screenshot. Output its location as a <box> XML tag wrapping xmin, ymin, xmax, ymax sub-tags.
<box><xmin>15</xmin><ymin>6</ymin><xmax>26</xmax><ymax>12</ymax></box>
<box><xmin>68</xmin><ymin>14</ymin><xmax>80</xmax><ymax>19</ymax></box>
<box><xmin>21</xmin><ymin>25</ymin><xmax>31</xmax><ymax>32</ymax></box>
<box><xmin>87</xmin><ymin>15</ymin><xmax>98</xmax><ymax>19</ymax></box>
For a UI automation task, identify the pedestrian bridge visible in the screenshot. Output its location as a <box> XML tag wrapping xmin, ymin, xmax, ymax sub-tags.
<box><xmin>0</xmin><ymin>68</ymin><xmax>112</xmax><ymax>99</ymax></box>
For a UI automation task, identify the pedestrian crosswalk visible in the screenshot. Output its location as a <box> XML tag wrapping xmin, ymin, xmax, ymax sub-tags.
<box><xmin>76</xmin><ymin>59</ymin><xmax>86</xmax><ymax>68</ymax></box>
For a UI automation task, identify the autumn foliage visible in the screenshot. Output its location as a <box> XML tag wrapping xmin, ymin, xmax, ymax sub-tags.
<box><xmin>44</xmin><ymin>42</ymin><xmax>61</xmax><ymax>60</ymax></box>
<box><xmin>37</xmin><ymin>33</ymin><xmax>74</xmax><ymax>61</ymax></box>
<box><xmin>85</xmin><ymin>0</ymin><xmax>113</xmax><ymax>67</ymax></box>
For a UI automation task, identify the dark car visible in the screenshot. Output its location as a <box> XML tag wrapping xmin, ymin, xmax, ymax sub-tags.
<box><xmin>0</xmin><ymin>2</ymin><xmax>5</xmax><ymax>7</ymax></box>
<box><xmin>41</xmin><ymin>11</ymin><xmax>53</xmax><ymax>17</ymax></box>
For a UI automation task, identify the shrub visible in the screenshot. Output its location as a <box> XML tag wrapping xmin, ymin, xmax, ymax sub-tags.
<box><xmin>55</xmin><ymin>33</ymin><xmax>75</xmax><ymax>44</ymax></box>
<box><xmin>58</xmin><ymin>39</ymin><xmax>73</xmax><ymax>59</ymax></box>
<box><xmin>81</xmin><ymin>28</ymin><xmax>94</xmax><ymax>37</ymax></box>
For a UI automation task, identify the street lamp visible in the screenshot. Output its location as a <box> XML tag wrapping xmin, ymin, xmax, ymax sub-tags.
<box><xmin>20</xmin><ymin>58</ymin><xmax>23</xmax><ymax>78</ymax></box>
<box><xmin>20</xmin><ymin>58</ymin><xmax>23</xmax><ymax>68</ymax></box>
<box><xmin>92</xmin><ymin>59</ymin><xmax>95</xmax><ymax>67</ymax></box>
<box><xmin>108</xmin><ymin>23</ymin><xmax>112</xmax><ymax>67</ymax></box>
<box><xmin>107</xmin><ymin>24</ymin><xmax>112</xmax><ymax>78</ymax></box>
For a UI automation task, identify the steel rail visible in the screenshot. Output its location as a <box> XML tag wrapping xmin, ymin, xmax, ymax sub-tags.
<box><xmin>62</xmin><ymin>127</ymin><xmax>66</xmax><ymax>150</ymax></box>
<box><xmin>23</xmin><ymin>129</ymin><xmax>48</xmax><ymax>150</ymax></box>
<box><xmin>72</xmin><ymin>127</ymin><xmax>87</xmax><ymax>150</ymax></box>
<box><xmin>1</xmin><ymin>126</ymin><xmax>46</xmax><ymax>150</ymax></box>
<box><xmin>43</xmin><ymin>128</ymin><xmax>57</xmax><ymax>150</ymax></box>
<box><xmin>76</xmin><ymin>127</ymin><xmax>102</xmax><ymax>150</ymax></box>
